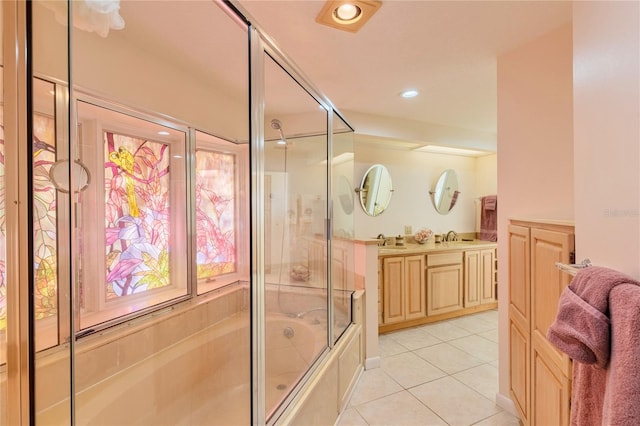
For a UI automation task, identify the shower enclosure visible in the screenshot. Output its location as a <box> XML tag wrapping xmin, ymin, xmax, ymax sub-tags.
<box><xmin>0</xmin><ymin>0</ymin><xmax>356</xmax><ymax>424</ymax></box>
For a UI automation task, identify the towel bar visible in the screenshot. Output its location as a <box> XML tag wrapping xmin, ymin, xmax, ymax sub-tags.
<box><xmin>556</xmin><ymin>258</ymin><xmax>592</xmax><ymax>276</ymax></box>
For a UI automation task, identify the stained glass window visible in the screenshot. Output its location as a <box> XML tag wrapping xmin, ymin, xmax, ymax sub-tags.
<box><xmin>33</xmin><ymin>114</ymin><xmax>58</xmax><ymax>320</ymax></box>
<box><xmin>195</xmin><ymin>149</ymin><xmax>237</xmax><ymax>280</ymax></box>
<box><xmin>104</xmin><ymin>132</ymin><xmax>171</xmax><ymax>298</ymax></box>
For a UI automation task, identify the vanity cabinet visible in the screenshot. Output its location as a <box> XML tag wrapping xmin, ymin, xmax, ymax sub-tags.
<box><xmin>464</xmin><ymin>249</ymin><xmax>495</xmax><ymax>307</ymax></box>
<box><xmin>381</xmin><ymin>255</ymin><xmax>426</xmax><ymax>324</ymax></box>
<box><xmin>508</xmin><ymin>220</ymin><xmax>574</xmax><ymax>426</ymax></box>
<box><xmin>426</xmin><ymin>252</ymin><xmax>463</xmax><ymax>315</ymax></box>
<box><xmin>378</xmin><ymin>242</ymin><xmax>497</xmax><ymax>333</ymax></box>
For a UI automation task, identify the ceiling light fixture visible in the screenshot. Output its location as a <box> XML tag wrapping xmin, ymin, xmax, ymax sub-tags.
<box><xmin>414</xmin><ymin>145</ymin><xmax>489</xmax><ymax>157</ymax></box>
<box><xmin>316</xmin><ymin>0</ymin><xmax>382</xmax><ymax>33</ymax></box>
<box><xmin>401</xmin><ymin>89</ymin><xmax>419</xmax><ymax>98</ymax></box>
<box><xmin>334</xmin><ymin>4</ymin><xmax>361</xmax><ymax>22</ymax></box>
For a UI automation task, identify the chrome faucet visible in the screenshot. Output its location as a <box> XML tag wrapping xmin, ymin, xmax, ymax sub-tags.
<box><xmin>445</xmin><ymin>230</ymin><xmax>458</xmax><ymax>242</ymax></box>
<box><xmin>377</xmin><ymin>233</ymin><xmax>387</xmax><ymax>246</ymax></box>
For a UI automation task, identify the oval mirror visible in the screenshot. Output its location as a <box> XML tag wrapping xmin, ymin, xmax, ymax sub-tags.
<box><xmin>430</xmin><ymin>169</ymin><xmax>460</xmax><ymax>215</ymax></box>
<box><xmin>358</xmin><ymin>164</ymin><xmax>393</xmax><ymax>216</ymax></box>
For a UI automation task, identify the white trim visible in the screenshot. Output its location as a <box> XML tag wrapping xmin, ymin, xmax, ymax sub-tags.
<box><xmin>495</xmin><ymin>392</ymin><xmax>518</xmax><ymax>417</ymax></box>
<box><xmin>365</xmin><ymin>356</ymin><xmax>381</xmax><ymax>370</ymax></box>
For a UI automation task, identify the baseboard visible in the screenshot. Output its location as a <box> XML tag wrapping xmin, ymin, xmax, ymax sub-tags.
<box><xmin>495</xmin><ymin>392</ymin><xmax>518</xmax><ymax>417</ymax></box>
<box><xmin>365</xmin><ymin>356</ymin><xmax>381</xmax><ymax>370</ymax></box>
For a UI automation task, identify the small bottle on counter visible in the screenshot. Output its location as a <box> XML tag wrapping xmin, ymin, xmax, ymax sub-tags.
<box><xmin>396</xmin><ymin>235</ymin><xmax>405</xmax><ymax>246</ymax></box>
<box><xmin>434</xmin><ymin>234</ymin><xmax>442</xmax><ymax>243</ymax></box>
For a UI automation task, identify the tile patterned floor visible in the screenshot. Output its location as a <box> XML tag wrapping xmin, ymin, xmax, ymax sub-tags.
<box><xmin>336</xmin><ymin>310</ymin><xmax>521</xmax><ymax>426</ymax></box>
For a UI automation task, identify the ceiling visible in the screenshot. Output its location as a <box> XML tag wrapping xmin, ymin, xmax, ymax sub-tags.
<box><xmin>236</xmin><ymin>0</ymin><xmax>573</xmax><ymax>150</ymax></box>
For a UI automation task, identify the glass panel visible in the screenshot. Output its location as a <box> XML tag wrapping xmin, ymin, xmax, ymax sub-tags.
<box><xmin>263</xmin><ymin>53</ymin><xmax>329</xmax><ymax>419</ymax></box>
<box><xmin>331</xmin><ymin>112</ymin><xmax>355</xmax><ymax>343</ymax></box>
<box><xmin>32</xmin><ymin>0</ymin><xmax>73</xmax><ymax>422</ymax></box>
<box><xmin>33</xmin><ymin>0</ymin><xmax>250</xmax><ymax>424</ymax></box>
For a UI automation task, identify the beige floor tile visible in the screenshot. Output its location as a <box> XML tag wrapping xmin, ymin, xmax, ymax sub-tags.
<box><xmin>379</xmin><ymin>334</ymin><xmax>410</xmax><ymax>358</ymax></box>
<box><xmin>452</xmin><ymin>363</ymin><xmax>499</xmax><ymax>401</ymax></box>
<box><xmin>387</xmin><ymin>327</ymin><xmax>442</xmax><ymax>351</ymax></box>
<box><xmin>477</xmin><ymin>328</ymin><xmax>499</xmax><ymax>343</ymax></box>
<box><xmin>336</xmin><ymin>407</ymin><xmax>369</xmax><ymax>426</ymax></box>
<box><xmin>381</xmin><ymin>351</ymin><xmax>446</xmax><ymax>388</ymax></box>
<box><xmin>348</xmin><ymin>368</ymin><xmax>403</xmax><ymax>407</ymax></box>
<box><xmin>448</xmin><ymin>335</ymin><xmax>498</xmax><ymax>362</ymax></box>
<box><xmin>419</xmin><ymin>320</ymin><xmax>473</xmax><ymax>341</ymax></box>
<box><xmin>413</xmin><ymin>342</ymin><xmax>485</xmax><ymax>374</ymax></box>
<box><xmin>409</xmin><ymin>376</ymin><xmax>501</xmax><ymax>425</ymax></box>
<box><xmin>355</xmin><ymin>390</ymin><xmax>447</xmax><ymax>426</ymax></box>
<box><xmin>448</xmin><ymin>315</ymin><xmax>496</xmax><ymax>334</ymax></box>
<box><xmin>473</xmin><ymin>410</ymin><xmax>522</xmax><ymax>426</ymax></box>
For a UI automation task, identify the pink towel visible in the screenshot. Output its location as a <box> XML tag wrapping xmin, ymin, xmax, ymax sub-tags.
<box><xmin>479</xmin><ymin>195</ymin><xmax>497</xmax><ymax>241</ymax></box>
<box><xmin>547</xmin><ymin>266</ymin><xmax>640</xmax><ymax>425</ymax></box>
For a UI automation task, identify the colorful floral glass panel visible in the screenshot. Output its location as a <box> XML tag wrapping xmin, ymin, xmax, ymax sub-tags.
<box><xmin>195</xmin><ymin>149</ymin><xmax>236</xmax><ymax>280</ymax></box>
<box><xmin>33</xmin><ymin>114</ymin><xmax>58</xmax><ymax>321</ymax></box>
<box><xmin>104</xmin><ymin>132</ymin><xmax>171</xmax><ymax>299</ymax></box>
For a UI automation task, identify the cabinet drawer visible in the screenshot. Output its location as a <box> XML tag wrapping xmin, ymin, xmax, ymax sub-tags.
<box><xmin>427</xmin><ymin>252</ymin><xmax>462</xmax><ymax>267</ymax></box>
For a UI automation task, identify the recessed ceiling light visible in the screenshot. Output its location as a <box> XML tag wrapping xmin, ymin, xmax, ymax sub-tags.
<box><xmin>316</xmin><ymin>0</ymin><xmax>382</xmax><ymax>33</ymax></box>
<box><xmin>334</xmin><ymin>3</ymin><xmax>361</xmax><ymax>22</ymax></box>
<box><xmin>414</xmin><ymin>145</ymin><xmax>488</xmax><ymax>157</ymax></box>
<box><xmin>401</xmin><ymin>89</ymin><xmax>419</xmax><ymax>98</ymax></box>
<box><xmin>157</xmin><ymin>131</ymin><xmax>170</xmax><ymax>136</ymax></box>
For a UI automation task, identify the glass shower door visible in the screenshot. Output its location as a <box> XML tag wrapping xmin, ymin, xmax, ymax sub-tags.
<box><xmin>263</xmin><ymin>51</ymin><xmax>330</xmax><ymax>420</ymax></box>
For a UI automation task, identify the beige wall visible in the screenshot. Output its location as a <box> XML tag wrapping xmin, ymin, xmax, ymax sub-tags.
<box><xmin>573</xmin><ymin>1</ymin><xmax>640</xmax><ymax>279</ymax></box>
<box><xmin>354</xmin><ymin>136</ymin><xmax>497</xmax><ymax>240</ymax></box>
<box><xmin>496</xmin><ymin>23</ymin><xmax>574</xmax><ymax>404</ymax></box>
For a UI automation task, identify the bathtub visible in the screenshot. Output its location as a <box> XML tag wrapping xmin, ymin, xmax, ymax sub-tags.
<box><xmin>37</xmin><ymin>305</ymin><xmax>327</xmax><ymax>425</ymax></box>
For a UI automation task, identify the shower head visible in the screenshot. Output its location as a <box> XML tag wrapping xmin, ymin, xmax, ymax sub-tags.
<box><xmin>271</xmin><ymin>119</ymin><xmax>282</xmax><ymax>130</ymax></box>
<box><xmin>270</xmin><ymin>118</ymin><xmax>289</xmax><ymax>146</ymax></box>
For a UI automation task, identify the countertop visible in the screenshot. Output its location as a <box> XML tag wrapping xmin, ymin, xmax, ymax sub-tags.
<box><xmin>377</xmin><ymin>240</ymin><xmax>497</xmax><ymax>256</ymax></box>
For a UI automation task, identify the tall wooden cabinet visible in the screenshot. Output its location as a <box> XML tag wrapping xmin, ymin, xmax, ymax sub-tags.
<box><xmin>508</xmin><ymin>219</ymin><xmax>574</xmax><ymax>426</ymax></box>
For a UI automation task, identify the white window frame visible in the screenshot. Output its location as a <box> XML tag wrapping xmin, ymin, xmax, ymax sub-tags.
<box><xmin>76</xmin><ymin>98</ymin><xmax>190</xmax><ymax>330</ymax></box>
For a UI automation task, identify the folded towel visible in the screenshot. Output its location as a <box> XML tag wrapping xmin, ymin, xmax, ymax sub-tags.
<box><xmin>483</xmin><ymin>197</ymin><xmax>497</xmax><ymax>210</ymax></box>
<box><xmin>479</xmin><ymin>195</ymin><xmax>497</xmax><ymax>241</ymax></box>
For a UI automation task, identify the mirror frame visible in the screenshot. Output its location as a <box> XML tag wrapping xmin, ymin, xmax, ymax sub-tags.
<box><xmin>357</xmin><ymin>164</ymin><xmax>393</xmax><ymax>216</ymax></box>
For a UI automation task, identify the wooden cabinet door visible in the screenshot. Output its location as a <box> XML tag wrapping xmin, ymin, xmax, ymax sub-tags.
<box><xmin>382</xmin><ymin>256</ymin><xmax>405</xmax><ymax>324</ymax></box>
<box><xmin>531</xmin><ymin>341</ymin><xmax>570</xmax><ymax>426</ymax></box>
<box><xmin>530</xmin><ymin>228</ymin><xmax>574</xmax><ymax>375</ymax></box>
<box><xmin>508</xmin><ymin>225</ymin><xmax>530</xmax><ymax>331</ymax></box>
<box><xmin>480</xmin><ymin>249</ymin><xmax>496</xmax><ymax>304</ymax></box>
<box><xmin>510</xmin><ymin>318</ymin><xmax>530</xmax><ymax>425</ymax></box>
<box><xmin>464</xmin><ymin>250</ymin><xmax>481</xmax><ymax>307</ymax></box>
<box><xmin>404</xmin><ymin>255</ymin><xmax>426</xmax><ymax>320</ymax></box>
<box><xmin>426</xmin><ymin>264</ymin><xmax>463</xmax><ymax>316</ymax></box>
